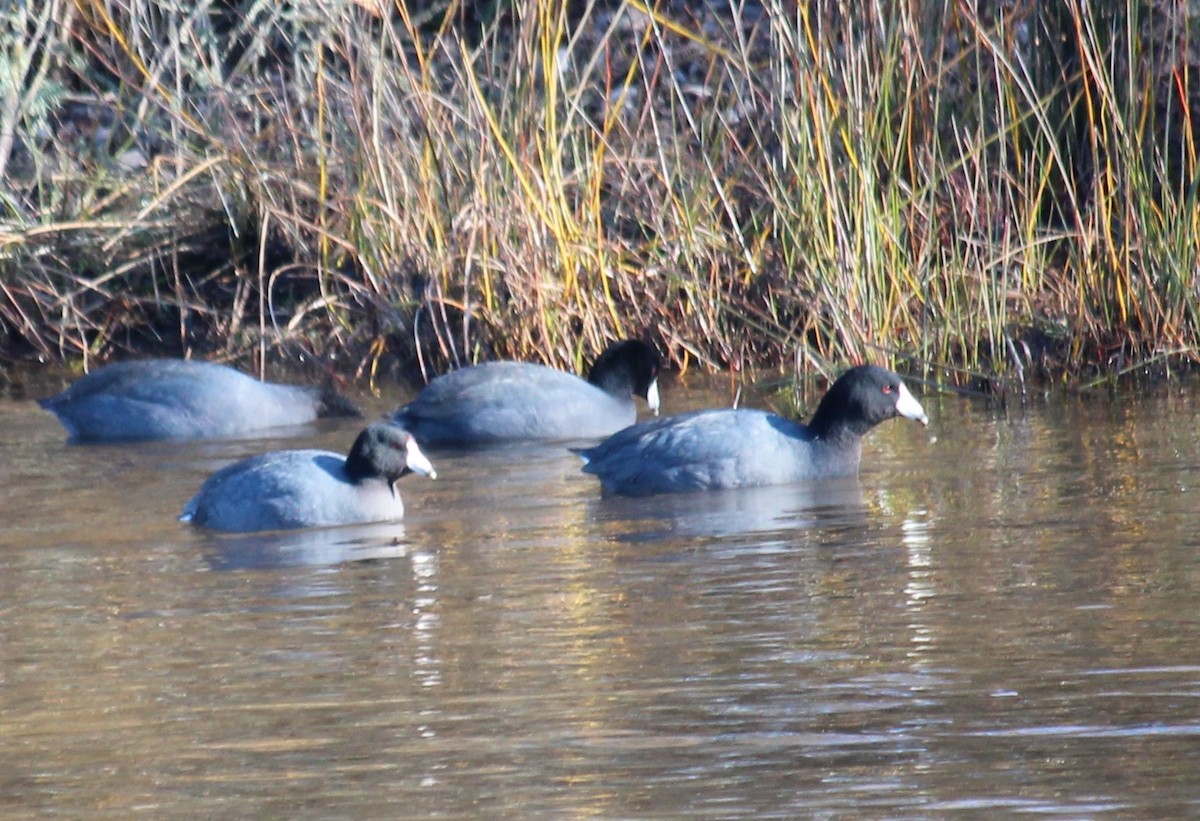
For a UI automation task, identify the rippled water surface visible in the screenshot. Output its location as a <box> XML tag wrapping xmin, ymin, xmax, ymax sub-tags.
<box><xmin>4</xmin><ymin>372</ymin><xmax>1200</xmax><ymax>818</ymax></box>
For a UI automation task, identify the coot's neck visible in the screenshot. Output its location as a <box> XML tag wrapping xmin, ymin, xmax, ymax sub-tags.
<box><xmin>588</xmin><ymin>365</ymin><xmax>633</xmax><ymax>399</ymax></box>
<box><xmin>316</xmin><ymin>386</ymin><xmax>364</xmax><ymax>419</ymax></box>
<box><xmin>345</xmin><ymin>452</ymin><xmax>403</xmax><ymax>499</ymax></box>
<box><xmin>343</xmin><ymin>445</ymin><xmax>374</xmax><ymax>484</ymax></box>
<box><xmin>344</xmin><ymin>430</ymin><xmax>400</xmax><ymax>486</ymax></box>
<box><xmin>807</xmin><ymin>396</ymin><xmax>872</xmax><ymax>445</ymax></box>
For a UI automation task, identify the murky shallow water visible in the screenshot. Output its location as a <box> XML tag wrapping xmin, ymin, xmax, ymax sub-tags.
<box><xmin>4</xmin><ymin>373</ymin><xmax>1200</xmax><ymax>818</ymax></box>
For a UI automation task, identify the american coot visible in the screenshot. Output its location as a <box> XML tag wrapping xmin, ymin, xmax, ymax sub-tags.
<box><xmin>38</xmin><ymin>359</ymin><xmax>361</xmax><ymax>442</ymax></box>
<box><xmin>575</xmin><ymin>365</ymin><xmax>928</xmax><ymax>496</ymax></box>
<box><xmin>181</xmin><ymin>423</ymin><xmax>437</xmax><ymax>533</ymax></box>
<box><xmin>392</xmin><ymin>339</ymin><xmax>661</xmax><ymax>446</ymax></box>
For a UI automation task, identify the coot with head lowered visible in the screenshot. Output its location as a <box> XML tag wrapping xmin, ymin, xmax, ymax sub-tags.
<box><xmin>392</xmin><ymin>339</ymin><xmax>661</xmax><ymax>446</ymax></box>
<box><xmin>38</xmin><ymin>359</ymin><xmax>360</xmax><ymax>442</ymax></box>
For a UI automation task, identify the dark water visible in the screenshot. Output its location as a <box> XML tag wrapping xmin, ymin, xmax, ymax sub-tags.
<box><xmin>4</xmin><ymin>375</ymin><xmax>1200</xmax><ymax>818</ymax></box>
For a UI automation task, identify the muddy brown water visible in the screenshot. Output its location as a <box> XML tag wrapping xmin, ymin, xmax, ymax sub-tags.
<box><xmin>3</xmin><ymin>372</ymin><xmax>1200</xmax><ymax>818</ymax></box>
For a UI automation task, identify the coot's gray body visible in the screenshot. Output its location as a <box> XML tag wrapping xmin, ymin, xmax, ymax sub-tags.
<box><xmin>39</xmin><ymin>359</ymin><xmax>360</xmax><ymax>442</ymax></box>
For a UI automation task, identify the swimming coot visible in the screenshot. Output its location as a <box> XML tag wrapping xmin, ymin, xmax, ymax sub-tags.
<box><xmin>38</xmin><ymin>359</ymin><xmax>361</xmax><ymax>442</ymax></box>
<box><xmin>575</xmin><ymin>365</ymin><xmax>927</xmax><ymax>496</ymax></box>
<box><xmin>181</xmin><ymin>423</ymin><xmax>436</xmax><ymax>533</ymax></box>
<box><xmin>392</xmin><ymin>339</ymin><xmax>661</xmax><ymax>445</ymax></box>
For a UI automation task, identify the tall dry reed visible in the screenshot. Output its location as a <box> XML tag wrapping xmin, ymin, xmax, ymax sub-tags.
<box><xmin>1</xmin><ymin>0</ymin><xmax>1197</xmax><ymax>391</ymax></box>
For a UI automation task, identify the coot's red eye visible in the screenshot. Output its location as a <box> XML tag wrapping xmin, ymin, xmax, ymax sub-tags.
<box><xmin>882</xmin><ymin>385</ymin><xmax>893</xmax><ymax>394</ymax></box>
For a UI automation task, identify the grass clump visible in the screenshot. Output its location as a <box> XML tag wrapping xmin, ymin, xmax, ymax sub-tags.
<box><xmin>1</xmin><ymin>0</ymin><xmax>1199</xmax><ymax>391</ymax></box>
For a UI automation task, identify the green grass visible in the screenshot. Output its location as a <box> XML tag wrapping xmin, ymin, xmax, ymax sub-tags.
<box><xmin>1</xmin><ymin>0</ymin><xmax>1198</xmax><ymax>391</ymax></box>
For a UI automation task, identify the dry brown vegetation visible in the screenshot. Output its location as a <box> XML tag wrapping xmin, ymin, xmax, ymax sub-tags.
<box><xmin>2</xmin><ymin>1</ymin><xmax>1198</xmax><ymax>391</ymax></box>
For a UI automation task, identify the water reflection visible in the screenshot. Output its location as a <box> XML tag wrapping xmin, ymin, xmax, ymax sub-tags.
<box><xmin>586</xmin><ymin>478</ymin><xmax>866</xmax><ymax>543</ymax></box>
<box><xmin>200</xmin><ymin>522</ymin><xmax>412</xmax><ymax>570</ymax></box>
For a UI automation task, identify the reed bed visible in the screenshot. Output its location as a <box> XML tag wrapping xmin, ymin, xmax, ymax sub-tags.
<box><xmin>1</xmin><ymin>0</ymin><xmax>1197</xmax><ymax>390</ymax></box>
